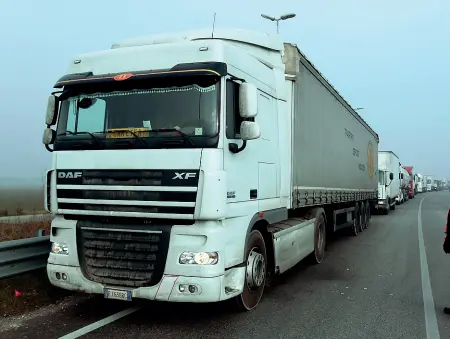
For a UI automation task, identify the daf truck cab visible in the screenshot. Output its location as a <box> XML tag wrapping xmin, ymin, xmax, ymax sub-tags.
<box><xmin>41</xmin><ymin>28</ymin><xmax>379</xmax><ymax>311</ymax></box>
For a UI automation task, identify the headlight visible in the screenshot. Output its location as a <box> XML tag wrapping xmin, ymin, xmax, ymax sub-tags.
<box><xmin>179</xmin><ymin>251</ymin><xmax>218</xmax><ymax>265</ymax></box>
<box><xmin>51</xmin><ymin>242</ymin><xmax>69</xmax><ymax>255</ymax></box>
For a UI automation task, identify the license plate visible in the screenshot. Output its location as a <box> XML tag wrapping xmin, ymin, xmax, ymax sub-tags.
<box><xmin>104</xmin><ymin>288</ymin><xmax>132</xmax><ymax>301</ymax></box>
<box><xmin>106</xmin><ymin>128</ymin><xmax>150</xmax><ymax>139</ymax></box>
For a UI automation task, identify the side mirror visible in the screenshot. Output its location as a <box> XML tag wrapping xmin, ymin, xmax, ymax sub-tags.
<box><xmin>43</xmin><ymin>128</ymin><xmax>56</xmax><ymax>145</ymax></box>
<box><xmin>46</xmin><ymin>95</ymin><xmax>58</xmax><ymax>126</ymax></box>
<box><xmin>240</xmin><ymin>121</ymin><xmax>260</xmax><ymax>141</ymax></box>
<box><xmin>389</xmin><ymin>173</ymin><xmax>394</xmax><ymax>180</ymax></box>
<box><xmin>239</xmin><ymin>83</ymin><xmax>258</xmax><ymax>118</ymax></box>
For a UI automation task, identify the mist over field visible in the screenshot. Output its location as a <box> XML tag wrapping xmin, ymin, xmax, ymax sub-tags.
<box><xmin>0</xmin><ymin>177</ymin><xmax>45</xmax><ymax>215</ymax></box>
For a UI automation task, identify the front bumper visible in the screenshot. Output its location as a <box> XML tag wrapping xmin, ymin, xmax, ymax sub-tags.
<box><xmin>47</xmin><ymin>215</ymin><xmax>248</xmax><ymax>303</ymax></box>
<box><xmin>48</xmin><ymin>264</ymin><xmax>245</xmax><ymax>303</ymax></box>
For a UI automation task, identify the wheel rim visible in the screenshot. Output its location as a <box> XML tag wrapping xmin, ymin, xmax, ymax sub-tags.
<box><xmin>360</xmin><ymin>205</ymin><xmax>365</xmax><ymax>231</ymax></box>
<box><xmin>315</xmin><ymin>217</ymin><xmax>326</xmax><ymax>261</ymax></box>
<box><xmin>246</xmin><ymin>248</ymin><xmax>266</xmax><ymax>290</ymax></box>
<box><xmin>318</xmin><ymin>220</ymin><xmax>325</xmax><ymax>253</ymax></box>
<box><xmin>353</xmin><ymin>210</ymin><xmax>359</xmax><ymax>235</ymax></box>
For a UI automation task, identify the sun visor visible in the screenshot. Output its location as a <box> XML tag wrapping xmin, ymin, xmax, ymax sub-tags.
<box><xmin>54</xmin><ymin>62</ymin><xmax>227</xmax><ymax>88</ymax></box>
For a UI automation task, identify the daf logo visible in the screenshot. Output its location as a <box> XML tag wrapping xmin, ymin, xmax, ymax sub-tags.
<box><xmin>172</xmin><ymin>172</ymin><xmax>196</xmax><ymax>180</ymax></box>
<box><xmin>58</xmin><ymin>171</ymin><xmax>82</xmax><ymax>179</ymax></box>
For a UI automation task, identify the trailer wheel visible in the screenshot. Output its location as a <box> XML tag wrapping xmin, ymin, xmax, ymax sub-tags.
<box><xmin>234</xmin><ymin>229</ymin><xmax>267</xmax><ymax>311</ymax></box>
<box><xmin>351</xmin><ymin>204</ymin><xmax>360</xmax><ymax>236</ymax></box>
<box><xmin>307</xmin><ymin>211</ymin><xmax>326</xmax><ymax>265</ymax></box>
<box><xmin>365</xmin><ymin>201</ymin><xmax>371</xmax><ymax>228</ymax></box>
<box><xmin>359</xmin><ymin>202</ymin><xmax>366</xmax><ymax>232</ymax></box>
<box><xmin>390</xmin><ymin>201</ymin><xmax>396</xmax><ymax>211</ymax></box>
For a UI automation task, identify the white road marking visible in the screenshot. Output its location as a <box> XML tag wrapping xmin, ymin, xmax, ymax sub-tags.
<box><xmin>58</xmin><ymin>307</ymin><xmax>141</xmax><ymax>339</ymax></box>
<box><xmin>418</xmin><ymin>196</ymin><xmax>440</xmax><ymax>339</ymax></box>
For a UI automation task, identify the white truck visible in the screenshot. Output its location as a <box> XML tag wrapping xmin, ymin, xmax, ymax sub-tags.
<box><xmin>422</xmin><ymin>175</ymin><xmax>428</xmax><ymax>193</ymax></box>
<box><xmin>41</xmin><ymin>28</ymin><xmax>379</xmax><ymax>311</ymax></box>
<box><xmin>399</xmin><ymin>166</ymin><xmax>410</xmax><ymax>203</ymax></box>
<box><xmin>425</xmin><ymin>175</ymin><xmax>433</xmax><ymax>192</ymax></box>
<box><xmin>416</xmin><ymin>174</ymin><xmax>423</xmax><ymax>193</ymax></box>
<box><xmin>377</xmin><ymin>151</ymin><xmax>399</xmax><ymax>214</ymax></box>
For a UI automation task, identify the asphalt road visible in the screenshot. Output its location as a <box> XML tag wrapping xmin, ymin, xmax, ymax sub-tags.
<box><xmin>2</xmin><ymin>192</ymin><xmax>450</xmax><ymax>339</ymax></box>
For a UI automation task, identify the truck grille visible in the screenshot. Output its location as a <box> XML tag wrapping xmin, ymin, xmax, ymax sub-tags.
<box><xmin>77</xmin><ymin>221</ymin><xmax>170</xmax><ymax>287</ymax></box>
<box><xmin>56</xmin><ymin>169</ymin><xmax>199</xmax><ymax>219</ymax></box>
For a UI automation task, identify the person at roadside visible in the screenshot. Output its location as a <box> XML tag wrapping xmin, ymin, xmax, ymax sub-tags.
<box><xmin>443</xmin><ymin>208</ymin><xmax>450</xmax><ymax>314</ymax></box>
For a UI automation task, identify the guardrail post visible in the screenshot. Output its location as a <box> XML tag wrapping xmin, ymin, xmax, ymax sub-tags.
<box><xmin>35</xmin><ymin>229</ymin><xmax>46</xmax><ymax>237</ymax></box>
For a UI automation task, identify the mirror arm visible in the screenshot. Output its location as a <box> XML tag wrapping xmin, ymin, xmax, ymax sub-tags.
<box><xmin>228</xmin><ymin>74</ymin><xmax>245</xmax><ymax>83</ymax></box>
<box><xmin>228</xmin><ymin>140</ymin><xmax>247</xmax><ymax>154</ymax></box>
<box><xmin>45</xmin><ymin>144</ymin><xmax>54</xmax><ymax>153</ymax></box>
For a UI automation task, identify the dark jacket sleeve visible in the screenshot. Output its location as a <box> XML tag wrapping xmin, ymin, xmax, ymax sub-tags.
<box><xmin>444</xmin><ymin>209</ymin><xmax>450</xmax><ymax>253</ymax></box>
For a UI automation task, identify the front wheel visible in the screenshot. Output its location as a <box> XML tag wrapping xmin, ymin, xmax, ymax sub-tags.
<box><xmin>352</xmin><ymin>203</ymin><xmax>360</xmax><ymax>236</ymax></box>
<box><xmin>234</xmin><ymin>230</ymin><xmax>267</xmax><ymax>311</ymax></box>
<box><xmin>359</xmin><ymin>202</ymin><xmax>365</xmax><ymax>232</ymax></box>
<box><xmin>365</xmin><ymin>201</ymin><xmax>371</xmax><ymax>228</ymax></box>
<box><xmin>307</xmin><ymin>211</ymin><xmax>326</xmax><ymax>264</ymax></box>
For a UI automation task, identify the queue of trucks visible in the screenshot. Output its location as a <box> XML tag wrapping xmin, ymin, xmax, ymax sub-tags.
<box><xmin>375</xmin><ymin>153</ymin><xmax>446</xmax><ymax>215</ymax></box>
<box><xmin>40</xmin><ymin>28</ymin><xmax>447</xmax><ymax>311</ymax></box>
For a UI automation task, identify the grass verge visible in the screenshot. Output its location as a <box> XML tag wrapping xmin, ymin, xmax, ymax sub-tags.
<box><xmin>0</xmin><ymin>216</ymin><xmax>64</xmax><ymax>317</ymax></box>
<box><xmin>0</xmin><ymin>219</ymin><xmax>51</xmax><ymax>242</ymax></box>
<box><xmin>0</xmin><ymin>270</ymin><xmax>73</xmax><ymax>318</ymax></box>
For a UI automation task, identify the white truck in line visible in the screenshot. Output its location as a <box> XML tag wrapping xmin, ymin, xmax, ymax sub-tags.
<box><xmin>425</xmin><ymin>175</ymin><xmax>433</xmax><ymax>192</ymax></box>
<box><xmin>422</xmin><ymin>175</ymin><xmax>428</xmax><ymax>192</ymax></box>
<box><xmin>377</xmin><ymin>151</ymin><xmax>399</xmax><ymax>214</ymax></box>
<box><xmin>416</xmin><ymin>174</ymin><xmax>424</xmax><ymax>193</ymax></box>
<box><xmin>399</xmin><ymin>166</ymin><xmax>410</xmax><ymax>203</ymax></box>
<box><xmin>41</xmin><ymin>28</ymin><xmax>379</xmax><ymax>311</ymax></box>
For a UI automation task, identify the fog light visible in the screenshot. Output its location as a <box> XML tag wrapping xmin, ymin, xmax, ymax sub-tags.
<box><xmin>62</xmin><ymin>273</ymin><xmax>67</xmax><ymax>281</ymax></box>
<box><xmin>179</xmin><ymin>285</ymin><xmax>186</xmax><ymax>292</ymax></box>
<box><xmin>188</xmin><ymin>285</ymin><xmax>197</xmax><ymax>293</ymax></box>
<box><xmin>56</xmin><ymin>272</ymin><xmax>61</xmax><ymax>280</ymax></box>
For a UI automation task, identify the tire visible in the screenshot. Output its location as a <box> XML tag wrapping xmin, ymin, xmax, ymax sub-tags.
<box><xmin>359</xmin><ymin>202</ymin><xmax>365</xmax><ymax>232</ymax></box>
<box><xmin>365</xmin><ymin>201</ymin><xmax>371</xmax><ymax>228</ymax></box>
<box><xmin>352</xmin><ymin>203</ymin><xmax>360</xmax><ymax>236</ymax></box>
<box><xmin>307</xmin><ymin>211</ymin><xmax>326</xmax><ymax>265</ymax></box>
<box><xmin>234</xmin><ymin>230</ymin><xmax>267</xmax><ymax>311</ymax></box>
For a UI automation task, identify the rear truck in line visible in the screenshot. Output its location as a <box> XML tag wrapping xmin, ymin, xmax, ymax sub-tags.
<box><xmin>399</xmin><ymin>165</ymin><xmax>409</xmax><ymax>203</ymax></box>
<box><xmin>433</xmin><ymin>180</ymin><xmax>439</xmax><ymax>191</ymax></box>
<box><xmin>441</xmin><ymin>179</ymin><xmax>447</xmax><ymax>190</ymax></box>
<box><xmin>426</xmin><ymin>175</ymin><xmax>433</xmax><ymax>192</ymax></box>
<box><xmin>422</xmin><ymin>175</ymin><xmax>429</xmax><ymax>193</ymax></box>
<box><xmin>403</xmin><ymin>166</ymin><xmax>416</xmax><ymax>198</ymax></box>
<box><xmin>377</xmin><ymin>151</ymin><xmax>398</xmax><ymax>214</ymax></box>
<box><xmin>416</xmin><ymin>173</ymin><xmax>424</xmax><ymax>193</ymax></box>
<box><xmin>41</xmin><ymin>28</ymin><xmax>379</xmax><ymax>311</ymax></box>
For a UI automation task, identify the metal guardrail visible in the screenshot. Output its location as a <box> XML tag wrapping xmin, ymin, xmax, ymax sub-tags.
<box><xmin>0</xmin><ymin>214</ymin><xmax>52</xmax><ymax>224</ymax></box>
<box><xmin>0</xmin><ymin>234</ymin><xmax>50</xmax><ymax>279</ymax></box>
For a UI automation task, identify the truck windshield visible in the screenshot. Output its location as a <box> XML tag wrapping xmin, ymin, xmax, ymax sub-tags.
<box><xmin>56</xmin><ymin>82</ymin><xmax>219</xmax><ymax>149</ymax></box>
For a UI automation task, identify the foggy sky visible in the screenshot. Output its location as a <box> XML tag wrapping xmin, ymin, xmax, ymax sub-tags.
<box><xmin>0</xmin><ymin>0</ymin><xmax>449</xmax><ymax>182</ymax></box>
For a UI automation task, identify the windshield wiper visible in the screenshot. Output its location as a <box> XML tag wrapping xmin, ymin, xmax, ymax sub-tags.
<box><xmin>58</xmin><ymin>131</ymin><xmax>103</xmax><ymax>148</ymax></box>
<box><xmin>149</xmin><ymin>128</ymin><xmax>195</xmax><ymax>146</ymax></box>
<box><xmin>105</xmin><ymin>129</ymin><xmax>148</xmax><ymax>147</ymax></box>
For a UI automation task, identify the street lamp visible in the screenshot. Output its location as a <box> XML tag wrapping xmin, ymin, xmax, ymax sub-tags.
<box><xmin>261</xmin><ymin>13</ymin><xmax>296</xmax><ymax>33</ymax></box>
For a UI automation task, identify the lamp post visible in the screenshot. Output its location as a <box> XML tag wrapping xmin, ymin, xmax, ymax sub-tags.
<box><xmin>261</xmin><ymin>13</ymin><xmax>296</xmax><ymax>34</ymax></box>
